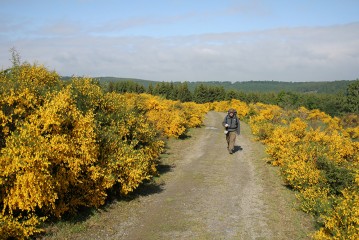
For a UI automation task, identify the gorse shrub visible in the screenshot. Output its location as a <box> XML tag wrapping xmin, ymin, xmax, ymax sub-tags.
<box><xmin>122</xmin><ymin>93</ymin><xmax>207</xmax><ymax>138</ymax></box>
<box><xmin>211</xmin><ymin>99</ymin><xmax>250</xmax><ymax>119</ymax></box>
<box><xmin>0</xmin><ymin>213</ymin><xmax>46</xmax><ymax>239</ymax></box>
<box><xmin>316</xmin><ymin>156</ymin><xmax>356</xmax><ymax>196</ymax></box>
<box><xmin>248</xmin><ymin>104</ymin><xmax>359</xmax><ymax>239</ymax></box>
<box><xmin>0</xmin><ymin>61</ymin><xmax>206</xmax><ymax>238</ymax></box>
<box><xmin>1</xmin><ymin>87</ymin><xmax>103</xmax><ymax>217</ymax></box>
<box><xmin>0</xmin><ymin>63</ymin><xmax>61</xmax><ymax>149</ymax></box>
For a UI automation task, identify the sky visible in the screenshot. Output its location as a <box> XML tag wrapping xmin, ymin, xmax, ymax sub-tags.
<box><xmin>1</xmin><ymin>0</ymin><xmax>359</xmax><ymax>82</ymax></box>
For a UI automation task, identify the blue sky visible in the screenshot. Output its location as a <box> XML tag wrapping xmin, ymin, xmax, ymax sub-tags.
<box><xmin>1</xmin><ymin>0</ymin><xmax>359</xmax><ymax>82</ymax></box>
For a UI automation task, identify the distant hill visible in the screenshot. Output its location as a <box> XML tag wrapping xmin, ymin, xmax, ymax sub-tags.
<box><xmin>62</xmin><ymin>76</ymin><xmax>356</xmax><ymax>95</ymax></box>
<box><xmin>184</xmin><ymin>80</ymin><xmax>354</xmax><ymax>94</ymax></box>
<box><xmin>94</xmin><ymin>77</ymin><xmax>158</xmax><ymax>89</ymax></box>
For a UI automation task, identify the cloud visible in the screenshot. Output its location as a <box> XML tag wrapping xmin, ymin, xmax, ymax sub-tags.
<box><xmin>39</xmin><ymin>21</ymin><xmax>84</xmax><ymax>36</ymax></box>
<box><xmin>1</xmin><ymin>22</ymin><xmax>358</xmax><ymax>82</ymax></box>
<box><xmin>224</xmin><ymin>0</ymin><xmax>270</xmax><ymax>17</ymax></box>
<box><xmin>91</xmin><ymin>12</ymin><xmax>197</xmax><ymax>34</ymax></box>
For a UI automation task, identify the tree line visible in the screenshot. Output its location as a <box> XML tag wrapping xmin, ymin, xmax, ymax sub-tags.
<box><xmin>104</xmin><ymin>80</ymin><xmax>359</xmax><ymax>116</ymax></box>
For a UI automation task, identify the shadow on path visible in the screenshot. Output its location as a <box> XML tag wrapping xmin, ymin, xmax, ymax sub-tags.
<box><xmin>233</xmin><ymin>145</ymin><xmax>243</xmax><ymax>153</ymax></box>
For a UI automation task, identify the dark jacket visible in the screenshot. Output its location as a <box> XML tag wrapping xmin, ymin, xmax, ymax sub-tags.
<box><xmin>222</xmin><ymin>114</ymin><xmax>240</xmax><ymax>135</ymax></box>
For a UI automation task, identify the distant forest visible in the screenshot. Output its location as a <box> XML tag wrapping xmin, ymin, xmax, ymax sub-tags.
<box><xmin>62</xmin><ymin>77</ymin><xmax>359</xmax><ymax>117</ymax></box>
<box><xmin>93</xmin><ymin>77</ymin><xmax>355</xmax><ymax>94</ymax></box>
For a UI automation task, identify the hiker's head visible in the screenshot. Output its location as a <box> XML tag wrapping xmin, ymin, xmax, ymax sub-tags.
<box><xmin>228</xmin><ymin>108</ymin><xmax>236</xmax><ymax>117</ymax></box>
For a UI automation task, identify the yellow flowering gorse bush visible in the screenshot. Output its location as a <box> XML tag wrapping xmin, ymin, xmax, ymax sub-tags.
<box><xmin>249</xmin><ymin>104</ymin><xmax>359</xmax><ymax>239</ymax></box>
<box><xmin>0</xmin><ymin>63</ymin><xmax>207</xmax><ymax>238</ymax></box>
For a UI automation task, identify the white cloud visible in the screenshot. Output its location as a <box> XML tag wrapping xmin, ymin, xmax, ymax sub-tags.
<box><xmin>39</xmin><ymin>21</ymin><xmax>83</xmax><ymax>36</ymax></box>
<box><xmin>1</xmin><ymin>23</ymin><xmax>358</xmax><ymax>82</ymax></box>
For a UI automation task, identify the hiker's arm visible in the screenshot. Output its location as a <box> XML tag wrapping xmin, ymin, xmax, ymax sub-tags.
<box><xmin>222</xmin><ymin>117</ymin><xmax>227</xmax><ymax>127</ymax></box>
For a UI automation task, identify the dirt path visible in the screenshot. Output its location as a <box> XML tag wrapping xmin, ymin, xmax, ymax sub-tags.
<box><xmin>45</xmin><ymin>111</ymin><xmax>314</xmax><ymax>240</ymax></box>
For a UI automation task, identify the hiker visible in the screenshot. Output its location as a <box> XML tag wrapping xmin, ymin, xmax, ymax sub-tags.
<box><xmin>222</xmin><ymin>108</ymin><xmax>240</xmax><ymax>154</ymax></box>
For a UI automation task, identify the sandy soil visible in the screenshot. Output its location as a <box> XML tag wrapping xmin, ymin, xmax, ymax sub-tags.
<box><xmin>43</xmin><ymin>111</ymin><xmax>314</xmax><ymax>240</ymax></box>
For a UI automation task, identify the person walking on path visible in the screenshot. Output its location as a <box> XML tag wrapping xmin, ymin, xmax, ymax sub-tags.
<box><xmin>222</xmin><ymin>108</ymin><xmax>240</xmax><ymax>154</ymax></box>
